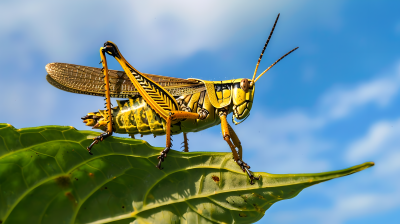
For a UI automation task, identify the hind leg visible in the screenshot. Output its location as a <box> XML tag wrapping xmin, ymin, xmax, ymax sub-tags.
<box><xmin>157</xmin><ymin>111</ymin><xmax>202</xmax><ymax>169</ymax></box>
<box><xmin>87</xmin><ymin>45</ymin><xmax>114</xmax><ymax>154</ymax></box>
<box><xmin>182</xmin><ymin>133</ymin><xmax>189</xmax><ymax>152</ymax></box>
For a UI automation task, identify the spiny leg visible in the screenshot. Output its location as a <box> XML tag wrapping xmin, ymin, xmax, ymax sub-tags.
<box><xmin>220</xmin><ymin>111</ymin><xmax>260</xmax><ymax>184</ymax></box>
<box><xmin>182</xmin><ymin>133</ymin><xmax>189</xmax><ymax>152</ymax></box>
<box><xmin>99</xmin><ymin>41</ymin><xmax>185</xmax><ymax>167</ymax></box>
<box><xmin>157</xmin><ymin>111</ymin><xmax>202</xmax><ymax>169</ymax></box>
<box><xmin>227</xmin><ymin>123</ymin><xmax>242</xmax><ymax>160</ymax></box>
<box><xmin>87</xmin><ymin>45</ymin><xmax>114</xmax><ymax>154</ymax></box>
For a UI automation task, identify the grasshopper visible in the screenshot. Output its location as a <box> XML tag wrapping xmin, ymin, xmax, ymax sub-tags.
<box><xmin>45</xmin><ymin>14</ymin><xmax>297</xmax><ymax>184</ymax></box>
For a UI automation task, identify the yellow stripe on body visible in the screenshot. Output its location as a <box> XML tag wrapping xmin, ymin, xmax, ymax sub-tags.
<box><xmin>114</xmin><ymin>55</ymin><xmax>178</xmax><ymax>121</ymax></box>
<box><xmin>189</xmin><ymin>79</ymin><xmax>232</xmax><ymax>109</ymax></box>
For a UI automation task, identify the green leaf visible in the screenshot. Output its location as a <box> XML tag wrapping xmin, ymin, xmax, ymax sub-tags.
<box><xmin>0</xmin><ymin>124</ymin><xmax>373</xmax><ymax>224</ymax></box>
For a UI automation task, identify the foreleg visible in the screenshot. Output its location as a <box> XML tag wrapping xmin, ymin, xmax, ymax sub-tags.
<box><xmin>220</xmin><ymin>112</ymin><xmax>260</xmax><ymax>184</ymax></box>
<box><xmin>227</xmin><ymin>123</ymin><xmax>242</xmax><ymax>160</ymax></box>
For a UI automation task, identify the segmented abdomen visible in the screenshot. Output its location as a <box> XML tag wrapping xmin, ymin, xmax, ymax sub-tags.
<box><xmin>111</xmin><ymin>90</ymin><xmax>221</xmax><ymax>136</ymax></box>
<box><xmin>112</xmin><ymin>97</ymin><xmax>165</xmax><ymax>135</ymax></box>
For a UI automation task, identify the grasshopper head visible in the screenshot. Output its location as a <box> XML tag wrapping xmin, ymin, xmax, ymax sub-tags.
<box><xmin>230</xmin><ymin>14</ymin><xmax>298</xmax><ymax>124</ymax></box>
<box><xmin>231</xmin><ymin>78</ymin><xmax>255</xmax><ymax>125</ymax></box>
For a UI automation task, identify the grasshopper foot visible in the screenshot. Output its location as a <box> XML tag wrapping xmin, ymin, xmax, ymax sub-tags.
<box><xmin>156</xmin><ymin>147</ymin><xmax>171</xmax><ymax>170</ymax></box>
<box><xmin>236</xmin><ymin>159</ymin><xmax>261</xmax><ymax>185</ymax></box>
<box><xmin>87</xmin><ymin>131</ymin><xmax>111</xmax><ymax>155</ymax></box>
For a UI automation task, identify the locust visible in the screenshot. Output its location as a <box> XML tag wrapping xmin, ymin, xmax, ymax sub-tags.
<box><xmin>45</xmin><ymin>14</ymin><xmax>297</xmax><ymax>184</ymax></box>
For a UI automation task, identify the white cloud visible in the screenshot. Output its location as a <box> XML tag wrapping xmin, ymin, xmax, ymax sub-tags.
<box><xmin>272</xmin><ymin>190</ymin><xmax>400</xmax><ymax>224</ymax></box>
<box><xmin>0</xmin><ymin>82</ymin><xmax>56</xmax><ymax>121</ymax></box>
<box><xmin>375</xmin><ymin>150</ymin><xmax>400</xmax><ymax>176</ymax></box>
<box><xmin>319</xmin><ymin>72</ymin><xmax>400</xmax><ymax>120</ymax></box>
<box><xmin>228</xmin><ymin>111</ymin><xmax>331</xmax><ymax>173</ymax></box>
<box><xmin>346</xmin><ymin>120</ymin><xmax>395</xmax><ymax>163</ymax></box>
<box><xmin>346</xmin><ymin>116</ymin><xmax>400</xmax><ymax>178</ymax></box>
<box><xmin>293</xmin><ymin>115</ymin><xmax>400</xmax><ymax>224</ymax></box>
<box><xmin>0</xmin><ymin>0</ymin><xmax>339</xmax><ymax>71</ymax></box>
<box><xmin>270</xmin><ymin>127</ymin><xmax>400</xmax><ymax>223</ymax></box>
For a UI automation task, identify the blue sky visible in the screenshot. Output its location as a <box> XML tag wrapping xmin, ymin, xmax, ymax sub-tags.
<box><xmin>1</xmin><ymin>0</ymin><xmax>400</xmax><ymax>223</ymax></box>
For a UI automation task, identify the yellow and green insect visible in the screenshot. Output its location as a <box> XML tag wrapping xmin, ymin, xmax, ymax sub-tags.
<box><xmin>45</xmin><ymin>14</ymin><xmax>297</xmax><ymax>184</ymax></box>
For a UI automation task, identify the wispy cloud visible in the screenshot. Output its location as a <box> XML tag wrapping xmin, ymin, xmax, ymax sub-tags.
<box><xmin>346</xmin><ymin>120</ymin><xmax>396</xmax><ymax>163</ymax></box>
<box><xmin>346</xmin><ymin>116</ymin><xmax>400</xmax><ymax>176</ymax></box>
<box><xmin>271</xmin><ymin>190</ymin><xmax>400</xmax><ymax>224</ymax></box>
<box><xmin>0</xmin><ymin>0</ymin><xmax>341</xmax><ymax>70</ymax></box>
<box><xmin>234</xmin><ymin>111</ymin><xmax>330</xmax><ymax>173</ymax></box>
<box><xmin>318</xmin><ymin>71</ymin><xmax>400</xmax><ymax>120</ymax></box>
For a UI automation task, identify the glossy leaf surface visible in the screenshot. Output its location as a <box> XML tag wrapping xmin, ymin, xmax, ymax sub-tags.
<box><xmin>0</xmin><ymin>124</ymin><xmax>373</xmax><ymax>224</ymax></box>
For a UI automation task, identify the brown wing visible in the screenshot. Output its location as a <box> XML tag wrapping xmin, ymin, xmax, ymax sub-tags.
<box><xmin>45</xmin><ymin>62</ymin><xmax>205</xmax><ymax>98</ymax></box>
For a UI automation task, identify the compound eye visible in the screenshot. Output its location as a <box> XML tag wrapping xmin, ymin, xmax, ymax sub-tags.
<box><xmin>240</xmin><ymin>79</ymin><xmax>249</xmax><ymax>92</ymax></box>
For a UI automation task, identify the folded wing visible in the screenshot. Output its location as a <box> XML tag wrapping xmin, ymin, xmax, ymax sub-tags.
<box><xmin>46</xmin><ymin>63</ymin><xmax>205</xmax><ymax>98</ymax></box>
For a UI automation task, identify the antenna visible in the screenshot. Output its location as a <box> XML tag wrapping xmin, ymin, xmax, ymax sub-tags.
<box><xmin>251</xmin><ymin>13</ymin><xmax>280</xmax><ymax>84</ymax></box>
<box><xmin>254</xmin><ymin>47</ymin><xmax>299</xmax><ymax>83</ymax></box>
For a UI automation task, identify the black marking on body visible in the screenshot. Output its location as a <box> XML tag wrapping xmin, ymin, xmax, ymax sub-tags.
<box><xmin>214</xmin><ymin>83</ymin><xmax>232</xmax><ymax>100</ymax></box>
<box><xmin>215</xmin><ymin>84</ymin><xmax>222</xmax><ymax>92</ymax></box>
<box><xmin>198</xmin><ymin>91</ymin><xmax>206</xmax><ymax>108</ymax></box>
<box><xmin>222</xmin><ymin>84</ymin><xmax>231</xmax><ymax>90</ymax></box>
<box><xmin>177</xmin><ymin>94</ymin><xmax>193</xmax><ymax>112</ymax></box>
<box><xmin>131</xmin><ymin>69</ymin><xmax>178</xmax><ymax>112</ymax></box>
